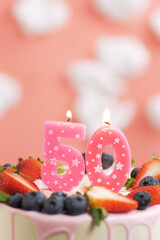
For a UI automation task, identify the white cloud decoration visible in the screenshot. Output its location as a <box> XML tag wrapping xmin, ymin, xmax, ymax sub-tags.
<box><xmin>12</xmin><ymin>0</ymin><xmax>71</xmax><ymax>35</ymax></box>
<box><xmin>0</xmin><ymin>73</ymin><xmax>22</xmax><ymax>117</ymax></box>
<box><xmin>150</xmin><ymin>8</ymin><xmax>160</xmax><ymax>39</ymax></box>
<box><xmin>146</xmin><ymin>93</ymin><xmax>160</xmax><ymax>129</ymax></box>
<box><xmin>94</xmin><ymin>0</ymin><xmax>149</xmax><ymax>22</ymax></box>
<box><xmin>68</xmin><ymin>59</ymin><xmax>136</xmax><ymax>136</ymax></box>
<box><xmin>95</xmin><ymin>35</ymin><xmax>150</xmax><ymax>78</ymax></box>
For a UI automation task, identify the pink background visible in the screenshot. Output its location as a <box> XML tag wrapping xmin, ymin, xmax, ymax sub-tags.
<box><xmin>0</xmin><ymin>0</ymin><xmax>160</xmax><ymax>166</ymax></box>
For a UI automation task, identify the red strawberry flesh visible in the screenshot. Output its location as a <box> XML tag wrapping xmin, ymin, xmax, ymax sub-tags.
<box><xmin>0</xmin><ymin>170</ymin><xmax>39</xmax><ymax>195</ymax></box>
<box><xmin>132</xmin><ymin>160</ymin><xmax>160</xmax><ymax>189</ymax></box>
<box><xmin>128</xmin><ymin>186</ymin><xmax>160</xmax><ymax>206</ymax></box>
<box><xmin>86</xmin><ymin>186</ymin><xmax>138</xmax><ymax>213</ymax></box>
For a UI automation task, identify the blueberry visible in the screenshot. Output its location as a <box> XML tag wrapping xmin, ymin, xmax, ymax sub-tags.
<box><xmin>131</xmin><ymin>168</ymin><xmax>140</xmax><ymax>178</ymax></box>
<box><xmin>50</xmin><ymin>191</ymin><xmax>67</xmax><ymax>202</ymax></box>
<box><xmin>43</xmin><ymin>196</ymin><xmax>64</xmax><ymax>214</ymax></box>
<box><xmin>102</xmin><ymin>153</ymin><xmax>114</xmax><ymax>169</ymax></box>
<box><xmin>22</xmin><ymin>191</ymin><xmax>46</xmax><ymax>211</ymax></box>
<box><xmin>82</xmin><ymin>152</ymin><xmax>114</xmax><ymax>170</ymax></box>
<box><xmin>9</xmin><ymin>193</ymin><xmax>23</xmax><ymax>208</ymax></box>
<box><xmin>64</xmin><ymin>194</ymin><xmax>88</xmax><ymax>215</ymax></box>
<box><xmin>82</xmin><ymin>153</ymin><xmax>86</xmax><ymax>160</ymax></box>
<box><xmin>139</xmin><ymin>176</ymin><xmax>159</xmax><ymax>187</ymax></box>
<box><xmin>133</xmin><ymin>191</ymin><xmax>151</xmax><ymax>210</ymax></box>
<box><xmin>3</xmin><ymin>164</ymin><xmax>12</xmax><ymax>167</ymax></box>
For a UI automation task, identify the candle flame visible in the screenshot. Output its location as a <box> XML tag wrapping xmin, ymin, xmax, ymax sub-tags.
<box><xmin>66</xmin><ymin>110</ymin><xmax>72</xmax><ymax>122</ymax></box>
<box><xmin>103</xmin><ymin>108</ymin><xmax>111</xmax><ymax>125</ymax></box>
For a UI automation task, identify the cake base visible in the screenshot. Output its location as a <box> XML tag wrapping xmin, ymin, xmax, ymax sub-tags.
<box><xmin>1</xmin><ymin>203</ymin><xmax>160</xmax><ymax>240</ymax></box>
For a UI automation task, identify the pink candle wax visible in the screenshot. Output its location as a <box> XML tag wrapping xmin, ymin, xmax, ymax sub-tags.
<box><xmin>86</xmin><ymin>125</ymin><xmax>131</xmax><ymax>191</ymax></box>
<box><xmin>41</xmin><ymin>121</ymin><xmax>86</xmax><ymax>192</ymax></box>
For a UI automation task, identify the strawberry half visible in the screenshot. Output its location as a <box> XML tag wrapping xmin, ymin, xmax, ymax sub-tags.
<box><xmin>132</xmin><ymin>160</ymin><xmax>160</xmax><ymax>189</ymax></box>
<box><xmin>0</xmin><ymin>168</ymin><xmax>39</xmax><ymax>195</ymax></box>
<box><xmin>86</xmin><ymin>186</ymin><xmax>138</xmax><ymax>213</ymax></box>
<box><xmin>16</xmin><ymin>158</ymin><xmax>42</xmax><ymax>181</ymax></box>
<box><xmin>128</xmin><ymin>186</ymin><xmax>160</xmax><ymax>206</ymax></box>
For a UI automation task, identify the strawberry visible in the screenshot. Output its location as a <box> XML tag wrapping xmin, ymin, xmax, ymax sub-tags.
<box><xmin>86</xmin><ymin>186</ymin><xmax>138</xmax><ymax>213</ymax></box>
<box><xmin>0</xmin><ymin>168</ymin><xmax>39</xmax><ymax>195</ymax></box>
<box><xmin>16</xmin><ymin>157</ymin><xmax>42</xmax><ymax>181</ymax></box>
<box><xmin>128</xmin><ymin>186</ymin><xmax>160</xmax><ymax>206</ymax></box>
<box><xmin>132</xmin><ymin>160</ymin><xmax>160</xmax><ymax>189</ymax></box>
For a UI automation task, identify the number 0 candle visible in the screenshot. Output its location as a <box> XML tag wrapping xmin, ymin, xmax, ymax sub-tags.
<box><xmin>85</xmin><ymin>108</ymin><xmax>131</xmax><ymax>192</ymax></box>
<box><xmin>41</xmin><ymin>111</ymin><xmax>86</xmax><ymax>192</ymax></box>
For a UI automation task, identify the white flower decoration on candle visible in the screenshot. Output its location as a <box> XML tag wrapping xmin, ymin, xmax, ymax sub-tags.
<box><xmin>0</xmin><ymin>73</ymin><xmax>22</xmax><ymax>117</ymax></box>
<box><xmin>12</xmin><ymin>0</ymin><xmax>71</xmax><ymax>35</ymax></box>
<box><xmin>95</xmin><ymin>35</ymin><xmax>150</xmax><ymax>78</ymax></box>
<box><xmin>150</xmin><ymin>8</ymin><xmax>160</xmax><ymax>40</ymax></box>
<box><xmin>146</xmin><ymin>93</ymin><xmax>160</xmax><ymax>129</ymax></box>
<box><xmin>94</xmin><ymin>0</ymin><xmax>150</xmax><ymax>22</ymax></box>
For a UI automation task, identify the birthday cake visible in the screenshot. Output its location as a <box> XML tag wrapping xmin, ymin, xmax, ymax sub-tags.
<box><xmin>1</xmin><ymin>155</ymin><xmax>160</xmax><ymax>240</ymax></box>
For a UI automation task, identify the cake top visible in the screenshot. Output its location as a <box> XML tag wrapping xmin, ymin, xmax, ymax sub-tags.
<box><xmin>0</xmin><ymin>153</ymin><xmax>160</xmax><ymax>226</ymax></box>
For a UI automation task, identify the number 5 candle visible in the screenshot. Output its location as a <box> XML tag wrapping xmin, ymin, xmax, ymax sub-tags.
<box><xmin>85</xmin><ymin>108</ymin><xmax>131</xmax><ymax>192</ymax></box>
<box><xmin>41</xmin><ymin>111</ymin><xmax>86</xmax><ymax>192</ymax></box>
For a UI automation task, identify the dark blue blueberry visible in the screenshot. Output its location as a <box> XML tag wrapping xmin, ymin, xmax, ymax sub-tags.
<box><xmin>102</xmin><ymin>153</ymin><xmax>114</xmax><ymax>169</ymax></box>
<box><xmin>133</xmin><ymin>191</ymin><xmax>151</xmax><ymax>210</ymax></box>
<box><xmin>50</xmin><ymin>191</ymin><xmax>67</xmax><ymax>202</ymax></box>
<box><xmin>43</xmin><ymin>196</ymin><xmax>64</xmax><ymax>214</ymax></box>
<box><xmin>139</xmin><ymin>176</ymin><xmax>159</xmax><ymax>187</ymax></box>
<box><xmin>21</xmin><ymin>192</ymin><xmax>46</xmax><ymax>211</ymax></box>
<box><xmin>131</xmin><ymin>168</ymin><xmax>140</xmax><ymax>178</ymax></box>
<box><xmin>9</xmin><ymin>193</ymin><xmax>23</xmax><ymax>208</ymax></box>
<box><xmin>64</xmin><ymin>194</ymin><xmax>88</xmax><ymax>215</ymax></box>
<box><xmin>82</xmin><ymin>152</ymin><xmax>113</xmax><ymax>170</ymax></box>
<box><xmin>3</xmin><ymin>164</ymin><xmax>12</xmax><ymax>167</ymax></box>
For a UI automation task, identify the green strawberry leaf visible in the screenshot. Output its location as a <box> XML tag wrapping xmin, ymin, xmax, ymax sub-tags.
<box><xmin>0</xmin><ymin>191</ymin><xmax>10</xmax><ymax>203</ymax></box>
<box><xmin>152</xmin><ymin>154</ymin><xmax>160</xmax><ymax>160</ymax></box>
<box><xmin>57</xmin><ymin>162</ymin><xmax>68</xmax><ymax>175</ymax></box>
<box><xmin>124</xmin><ymin>178</ymin><xmax>135</xmax><ymax>190</ymax></box>
<box><xmin>90</xmin><ymin>207</ymin><xmax>108</xmax><ymax>226</ymax></box>
<box><xmin>155</xmin><ymin>183</ymin><xmax>160</xmax><ymax>186</ymax></box>
<box><xmin>18</xmin><ymin>158</ymin><xmax>23</xmax><ymax>163</ymax></box>
<box><xmin>131</xmin><ymin>158</ymin><xmax>135</xmax><ymax>167</ymax></box>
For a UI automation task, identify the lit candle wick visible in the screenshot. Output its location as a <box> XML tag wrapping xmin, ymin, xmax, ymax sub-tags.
<box><xmin>103</xmin><ymin>108</ymin><xmax>111</xmax><ymax>125</ymax></box>
<box><xmin>66</xmin><ymin>110</ymin><xmax>72</xmax><ymax>122</ymax></box>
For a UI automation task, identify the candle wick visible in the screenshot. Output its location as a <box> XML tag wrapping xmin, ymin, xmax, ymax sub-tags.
<box><xmin>104</xmin><ymin>121</ymin><xmax>110</xmax><ymax>126</ymax></box>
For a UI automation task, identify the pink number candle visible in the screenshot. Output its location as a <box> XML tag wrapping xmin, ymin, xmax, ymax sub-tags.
<box><xmin>41</xmin><ymin>111</ymin><xmax>86</xmax><ymax>192</ymax></box>
<box><xmin>85</xmin><ymin>109</ymin><xmax>131</xmax><ymax>192</ymax></box>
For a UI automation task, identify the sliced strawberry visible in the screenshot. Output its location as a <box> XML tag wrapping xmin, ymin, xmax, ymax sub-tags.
<box><xmin>128</xmin><ymin>186</ymin><xmax>160</xmax><ymax>206</ymax></box>
<box><xmin>16</xmin><ymin>158</ymin><xmax>42</xmax><ymax>181</ymax></box>
<box><xmin>132</xmin><ymin>160</ymin><xmax>160</xmax><ymax>189</ymax></box>
<box><xmin>0</xmin><ymin>169</ymin><xmax>39</xmax><ymax>195</ymax></box>
<box><xmin>86</xmin><ymin>186</ymin><xmax>138</xmax><ymax>213</ymax></box>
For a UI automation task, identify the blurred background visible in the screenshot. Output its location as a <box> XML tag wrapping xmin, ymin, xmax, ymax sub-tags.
<box><xmin>0</xmin><ymin>0</ymin><xmax>160</xmax><ymax>166</ymax></box>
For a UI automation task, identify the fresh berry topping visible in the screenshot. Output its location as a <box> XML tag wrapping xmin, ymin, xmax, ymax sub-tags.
<box><xmin>22</xmin><ymin>192</ymin><xmax>46</xmax><ymax>211</ymax></box>
<box><xmin>133</xmin><ymin>191</ymin><xmax>151</xmax><ymax>210</ymax></box>
<box><xmin>9</xmin><ymin>193</ymin><xmax>23</xmax><ymax>208</ymax></box>
<box><xmin>131</xmin><ymin>168</ymin><xmax>140</xmax><ymax>178</ymax></box>
<box><xmin>16</xmin><ymin>158</ymin><xmax>42</xmax><ymax>181</ymax></box>
<box><xmin>86</xmin><ymin>186</ymin><xmax>138</xmax><ymax>213</ymax></box>
<box><xmin>0</xmin><ymin>169</ymin><xmax>39</xmax><ymax>195</ymax></box>
<box><xmin>64</xmin><ymin>194</ymin><xmax>88</xmax><ymax>215</ymax></box>
<box><xmin>43</xmin><ymin>196</ymin><xmax>64</xmax><ymax>214</ymax></box>
<box><xmin>82</xmin><ymin>152</ymin><xmax>113</xmax><ymax>169</ymax></box>
<box><xmin>50</xmin><ymin>191</ymin><xmax>67</xmax><ymax>202</ymax></box>
<box><xmin>128</xmin><ymin>186</ymin><xmax>160</xmax><ymax>206</ymax></box>
<box><xmin>132</xmin><ymin>160</ymin><xmax>160</xmax><ymax>189</ymax></box>
<box><xmin>3</xmin><ymin>164</ymin><xmax>12</xmax><ymax>168</ymax></box>
<box><xmin>101</xmin><ymin>153</ymin><xmax>114</xmax><ymax>169</ymax></box>
<box><xmin>139</xmin><ymin>176</ymin><xmax>159</xmax><ymax>187</ymax></box>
